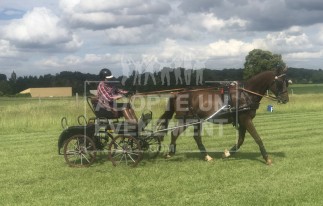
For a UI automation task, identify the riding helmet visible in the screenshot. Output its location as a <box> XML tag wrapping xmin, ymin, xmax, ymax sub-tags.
<box><xmin>99</xmin><ymin>68</ymin><xmax>113</xmax><ymax>80</ymax></box>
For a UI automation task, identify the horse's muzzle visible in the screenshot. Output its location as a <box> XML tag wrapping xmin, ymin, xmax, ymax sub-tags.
<box><xmin>278</xmin><ymin>98</ymin><xmax>289</xmax><ymax>104</ymax></box>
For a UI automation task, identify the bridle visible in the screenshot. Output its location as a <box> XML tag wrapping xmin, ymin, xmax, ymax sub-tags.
<box><xmin>240</xmin><ymin>73</ymin><xmax>288</xmax><ymax>102</ymax></box>
<box><xmin>273</xmin><ymin>74</ymin><xmax>289</xmax><ymax>103</ymax></box>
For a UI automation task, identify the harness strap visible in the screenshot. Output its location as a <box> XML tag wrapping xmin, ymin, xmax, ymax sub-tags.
<box><xmin>239</xmin><ymin>88</ymin><xmax>277</xmax><ymax>101</ymax></box>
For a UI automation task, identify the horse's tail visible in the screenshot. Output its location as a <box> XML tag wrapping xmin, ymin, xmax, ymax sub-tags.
<box><xmin>156</xmin><ymin>95</ymin><xmax>176</xmax><ymax>139</ymax></box>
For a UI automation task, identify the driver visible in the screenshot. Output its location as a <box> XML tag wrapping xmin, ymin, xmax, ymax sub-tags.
<box><xmin>97</xmin><ymin>68</ymin><xmax>138</xmax><ymax>124</ymax></box>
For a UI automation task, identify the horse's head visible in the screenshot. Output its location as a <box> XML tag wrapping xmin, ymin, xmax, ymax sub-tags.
<box><xmin>269</xmin><ymin>67</ymin><xmax>290</xmax><ymax>104</ymax></box>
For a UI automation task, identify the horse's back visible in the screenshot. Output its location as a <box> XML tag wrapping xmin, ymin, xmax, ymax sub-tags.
<box><xmin>173</xmin><ymin>90</ymin><xmax>224</xmax><ymax>119</ymax></box>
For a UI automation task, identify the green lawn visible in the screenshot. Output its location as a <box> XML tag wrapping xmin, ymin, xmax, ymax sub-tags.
<box><xmin>1</xmin><ymin>85</ymin><xmax>323</xmax><ymax>205</ymax></box>
<box><xmin>289</xmin><ymin>83</ymin><xmax>323</xmax><ymax>94</ymax></box>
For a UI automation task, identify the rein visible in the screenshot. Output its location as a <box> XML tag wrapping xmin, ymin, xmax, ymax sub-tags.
<box><xmin>239</xmin><ymin>88</ymin><xmax>277</xmax><ymax>101</ymax></box>
<box><xmin>133</xmin><ymin>87</ymin><xmax>218</xmax><ymax>96</ymax></box>
<box><xmin>133</xmin><ymin>88</ymin><xmax>186</xmax><ymax>96</ymax></box>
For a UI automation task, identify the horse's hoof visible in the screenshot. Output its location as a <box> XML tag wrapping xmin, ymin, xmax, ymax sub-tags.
<box><xmin>266</xmin><ymin>159</ymin><xmax>273</xmax><ymax>166</ymax></box>
<box><xmin>222</xmin><ymin>149</ymin><xmax>231</xmax><ymax>158</ymax></box>
<box><xmin>165</xmin><ymin>154</ymin><xmax>172</xmax><ymax>159</ymax></box>
<box><xmin>205</xmin><ymin>155</ymin><xmax>213</xmax><ymax>161</ymax></box>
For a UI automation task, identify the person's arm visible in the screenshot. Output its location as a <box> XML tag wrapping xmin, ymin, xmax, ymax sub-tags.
<box><xmin>116</xmin><ymin>88</ymin><xmax>128</xmax><ymax>94</ymax></box>
<box><xmin>98</xmin><ymin>82</ymin><xmax>122</xmax><ymax>101</ymax></box>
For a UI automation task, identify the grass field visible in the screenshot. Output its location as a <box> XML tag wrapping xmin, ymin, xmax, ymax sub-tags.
<box><xmin>1</xmin><ymin>84</ymin><xmax>323</xmax><ymax>205</ymax></box>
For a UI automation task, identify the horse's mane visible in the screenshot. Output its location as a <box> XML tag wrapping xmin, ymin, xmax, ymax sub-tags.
<box><xmin>244</xmin><ymin>70</ymin><xmax>275</xmax><ymax>92</ymax></box>
<box><xmin>247</xmin><ymin>70</ymin><xmax>274</xmax><ymax>83</ymax></box>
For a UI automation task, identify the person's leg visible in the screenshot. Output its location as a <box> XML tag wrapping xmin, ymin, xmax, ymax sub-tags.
<box><xmin>119</xmin><ymin>103</ymin><xmax>138</xmax><ymax>124</ymax></box>
<box><xmin>123</xmin><ymin>108</ymin><xmax>138</xmax><ymax>124</ymax></box>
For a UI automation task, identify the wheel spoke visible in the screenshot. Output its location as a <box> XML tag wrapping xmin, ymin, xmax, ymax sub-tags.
<box><xmin>127</xmin><ymin>154</ymin><xmax>136</xmax><ymax>163</ymax></box>
<box><xmin>125</xmin><ymin>154</ymin><xmax>128</xmax><ymax>165</ymax></box>
<box><xmin>112</xmin><ymin>152</ymin><xmax>123</xmax><ymax>159</ymax></box>
<box><xmin>119</xmin><ymin>154</ymin><xmax>125</xmax><ymax>162</ymax></box>
<box><xmin>108</xmin><ymin>135</ymin><xmax>142</xmax><ymax>167</ymax></box>
<box><xmin>65</xmin><ymin>150</ymin><xmax>77</xmax><ymax>155</ymax></box>
<box><xmin>64</xmin><ymin>135</ymin><xmax>96</xmax><ymax>167</ymax></box>
<box><xmin>77</xmin><ymin>138</ymin><xmax>80</xmax><ymax>148</ymax></box>
<box><xmin>81</xmin><ymin>153</ymin><xmax>90</xmax><ymax>164</ymax></box>
<box><xmin>86</xmin><ymin>145</ymin><xmax>93</xmax><ymax>150</ymax></box>
<box><xmin>127</xmin><ymin>152</ymin><xmax>140</xmax><ymax>156</ymax></box>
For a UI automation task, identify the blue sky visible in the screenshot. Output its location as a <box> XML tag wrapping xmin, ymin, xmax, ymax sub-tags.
<box><xmin>1</xmin><ymin>0</ymin><xmax>323</xmax><ymax>78</ymax></box>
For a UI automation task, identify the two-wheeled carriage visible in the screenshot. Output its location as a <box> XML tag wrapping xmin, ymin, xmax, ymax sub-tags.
<box><xmin>58</xmin><ymin>87</ymin><xmax>239</xmax><ymax>168</ymax></box>
<box><xmin>58</xmin><ymin>96</ymin><xmax>162</xmax><ymax>167</ymax></box>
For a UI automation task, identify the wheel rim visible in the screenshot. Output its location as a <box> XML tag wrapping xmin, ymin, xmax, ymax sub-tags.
<box><xmin>64</xmin><ymin>135</ymin><xmax>96</xmax><ymax>167</ymax></box>
<box><xmin>108</xmin><ymin>135</ymin><xmax>142</xmax><ymax>167</ymax></box>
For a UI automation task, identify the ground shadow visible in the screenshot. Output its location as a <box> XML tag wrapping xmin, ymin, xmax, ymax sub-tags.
<box><xmin>90</xmin><ymin>150</ymin><xmax>286</xmax><ymax>166</ymax></box>
<box><xmin>182</xmin><ymin>151</ymin><xmax>286</xmax><ymax>164</ymax></box>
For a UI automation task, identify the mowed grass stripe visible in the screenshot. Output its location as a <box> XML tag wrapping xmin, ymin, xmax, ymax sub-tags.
<box><xmin>0</xmin><ymin>132</ymin><xmax>58</xmax><ymax>145</ymax></box>
<box><xmin>255</xmin><ymin>122</ymin><xmax>323</xmax><ymax>134</ymax></box>
<box><xmin>256</xmin><ymin>110</ymin><xmax>323</xmax><ymax>119</ymax></box>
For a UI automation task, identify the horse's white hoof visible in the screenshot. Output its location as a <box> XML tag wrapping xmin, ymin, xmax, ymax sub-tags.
<box><xmin>205</xmin><ymin>155</ymin><xmax>213</xmax><ymax>161</ymax></box>
<box><xmin>165</xmin><ymin>154</ymin><xmax>172</xmax><ymax>159</ymax></box>
<box><xmin>223</xmin><ymin>149</ymin><xmax>231</xmax><ymax>158</ymax></box>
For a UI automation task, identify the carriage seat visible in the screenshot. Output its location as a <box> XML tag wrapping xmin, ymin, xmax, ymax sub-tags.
<box><xmin>88</xmin><ymin>97</ymin><xmax>123</xmax><ymax>119</ymax></box>
<box><xmin>88</xmin><ymin>97</ymin><xmax>152</xmax><ymax>136</ymax></box>
<box><xmin>102</xmin><ymin>110</ymin><xmax>152</xmax><ymax>137</ymax></box>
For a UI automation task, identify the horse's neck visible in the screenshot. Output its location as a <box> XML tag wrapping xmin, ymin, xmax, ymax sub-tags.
<box><xmin>245</xmin><ymin>71</ymin><xmax>274</xmax><ymax>95</ymax></box>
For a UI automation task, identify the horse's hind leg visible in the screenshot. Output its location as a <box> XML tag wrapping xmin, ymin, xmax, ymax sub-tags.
<box><xmin>224</xmin><ymin>126</ymin><xmax>246</xmax><ymax>158</ymax></box>
<box><xmin>193</xmin><ymin>123</ymin><xmax>213</xmax><ymax>161</ymax></box>
<box><xmin>167</xmin><ymin>119</ymin><xmax>187</xmax><ymax>157</ymax></box>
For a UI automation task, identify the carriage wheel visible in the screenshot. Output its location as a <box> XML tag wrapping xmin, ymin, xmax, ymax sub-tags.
<box><xmin>143</xmin><ymin>136</ymin><xmax>162</xmax><ymax>159</ymax></box>
<box><xmin>108</xmin><ymin>135</ymin><xmax>142</xmax><ymax>167</ymax></box>
<box><xmin>63</xmin><ymin>135</ymin><xmax>97</xmax><ymax>167</ymax></box>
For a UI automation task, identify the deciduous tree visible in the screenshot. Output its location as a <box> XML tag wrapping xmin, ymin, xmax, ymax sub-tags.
<box><xmin>243</xmin><ymin>49</ymin><xmax>286</xmax><ymax>79</ymax></box>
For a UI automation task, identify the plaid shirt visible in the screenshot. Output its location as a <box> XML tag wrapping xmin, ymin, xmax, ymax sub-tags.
<box><xmin>97</xmin><ymin>81</ymin><xmax>127</xmax><ymax>109</ymax></box>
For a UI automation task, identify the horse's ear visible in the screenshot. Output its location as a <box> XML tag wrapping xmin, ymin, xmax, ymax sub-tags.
<box><xmin>275</xmin><ymin>67</ymin><xmax>281</xmax><ymax>75</ymax></box>
<box><xmin>275</xmin><ymin>66</ymin><xmax>287</xmax><ymax>75</ymax></box>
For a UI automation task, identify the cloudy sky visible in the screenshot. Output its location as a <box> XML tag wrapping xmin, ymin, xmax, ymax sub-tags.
<box><xmin>1</xmin><ymin>0</ymin><xmax>323</xmax><ymax>78</ymax></box>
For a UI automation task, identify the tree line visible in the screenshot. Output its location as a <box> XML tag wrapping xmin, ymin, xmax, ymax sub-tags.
<box><xmin>1</xmin><ymin>49</ymin><xmax>323</xmax><ymax>96</ymax></box>
<box><xmin>0</xmin><ymin>67</ymin><xmax>323</xmax><ymax>96</ymax></box>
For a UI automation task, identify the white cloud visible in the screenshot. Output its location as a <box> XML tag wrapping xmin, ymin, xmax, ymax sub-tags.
<box><xmin>64</xmin><ymin>35</ymin><xmax>83</xmax><ymax>51</ymax></box>
<box><xmin>208</xmin><ymin>39</ymin><xmax>255</xmax><ymax>57</ymax></box>
<box><xmin>58</xmin><ymin>0</ymin><xmax>80</xmax><ymax>13</ymax></box>
<box><xmin>0</xmin><ymin>40</ymin><xmax>18</xmax><ymax>57</ymax></box>
<box><xmin>285</xmin><ymin>51</ymin><xmax>323</xmax><ymax>59</ymax></box>
<box><xmin>316</xmin><ymin>25</ymin><xmax>323</xmax><ymax>44</ymax></box>
<box><xmin>200</xmin><ymin>13</ymin><xmax>247</xmax><ymax>32</ymax></box>
<box><xmin>104</xmin><ymin>26</ymin><xmax>148</xmax><ymax>45</ymax></box>
<box><xmin>84</xmin><ymin>53</ymin><xmax>116</xmax><ymax>63</ymax></box>
<box><xmin>74</xmin><ymin>0</ymin><xmax>143</xmax><ymax>13</ymax></box>
<box><xmin>201</xmin><ymin>13</ymin><xmax>225</xmax><ymax>31</ymax></box>
<box><xmin>39</xmin><ymin>57</ymin><xmax>62</xmax><ymax>67</ymax></box>
<box><xmin>37</xmin><ymin>53</ymin><xmax>120</xmax><ymax>69</ymax></box>
<box><xmin>60</xmin><ymin>0</ymin><xmax>171</xmax><ymax>30</ymax></box>
<box><xmin>154</xmin><ymin>39</ymin><xmax>196</xmax><ymax>59</ymax></box>
<box><xmin>263</xmin><ymin>30</ymin><xmax>311</xmax><ymax>53</ymax></box>
<box><xmin>166</xmin><ymin>24</ymin><xmax>199</xmax><ymax>40</ymax></box>
<box><xmin>2</xmin><ymin>7</ymin><xmax>81</xmax><ymax>51</ymax></box>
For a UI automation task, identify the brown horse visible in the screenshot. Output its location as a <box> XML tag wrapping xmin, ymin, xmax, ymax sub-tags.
<box><xmin>156</xmin><ymin>68</ymin><xmax>289</xmax><ymax>165</ymax></box>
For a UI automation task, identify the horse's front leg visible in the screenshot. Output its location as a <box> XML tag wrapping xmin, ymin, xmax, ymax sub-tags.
<box><xmin>193</xmin><ymin>123</ymin><xmax>213</xmax><ymax>161</ymax></box>
<box><xmin>244</xmin><ymin>119</ymin><xmax>272</xmax><ymax>165</ymax></box>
